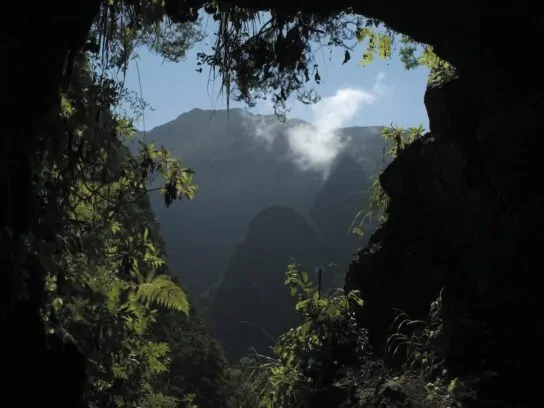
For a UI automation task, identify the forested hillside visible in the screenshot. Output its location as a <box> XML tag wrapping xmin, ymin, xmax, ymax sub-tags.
<box><xmin>133</xmin><ymin>110</ymin><xmax>387</xmax><ymax>296</ymax></box>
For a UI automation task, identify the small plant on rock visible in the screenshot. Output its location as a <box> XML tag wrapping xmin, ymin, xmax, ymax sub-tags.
<box><xmin>386</xmin><ymin>289</ymin><xmax>444</xmax><ymax>379</ymax></box>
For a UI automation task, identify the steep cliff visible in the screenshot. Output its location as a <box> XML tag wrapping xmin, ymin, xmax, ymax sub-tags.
<box><xmin>206</xmin><ymin>205</ymin><xmax>326</xmax><ymax>361</ymax></box>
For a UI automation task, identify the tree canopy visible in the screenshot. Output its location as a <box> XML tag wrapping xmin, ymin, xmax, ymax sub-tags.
<box><xmin>92</xmin><ymin>0</ymin><xmax>452</xmax><ymax>118</ymax></box>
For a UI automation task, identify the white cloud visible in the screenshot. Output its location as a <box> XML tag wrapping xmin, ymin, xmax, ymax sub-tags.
<box><xmin>243</xmin><ymin>98</ymin><xmax>280</xmax><ymax>147</ymax></box>
<box><xmin>285</xmin><ymin>88</ymin><xmax>375</xmax><ymax>178</ymax></box>
<box><xmin>253</xmin><ymin>115</ymin><xmax>281</xmax><ymax>146</ymax></box>
<box><xmin>246</xmin><ymin>73</ymin><xmax>392</xmax><ymax>178</ymax></box>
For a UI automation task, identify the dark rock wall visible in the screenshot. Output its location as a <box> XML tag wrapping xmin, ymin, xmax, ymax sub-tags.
<box><xmin>1</xmin><ymin>2</ymin><xmax>100</xmax><ymax>405</ymax></box>
<box><xmin>346</xmin><ymin>56</ymin><xmax>543</xmax><ymax>408</ymax></box>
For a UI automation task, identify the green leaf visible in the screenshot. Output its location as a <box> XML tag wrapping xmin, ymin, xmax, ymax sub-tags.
<box><xmin>377</xmin><ymin>34</ymin><xmax>392</xmax><ymax>59</ymax></box>
<box><xmin>359</xmin><ymin>51</ymin><xmax>374</xmax><ymax>66</ymax></box>
<box><xmin>52</xmin><ymin>297</ymin><xmax>64</xmax><ymax>310</ymax></box>
<box><xmin>110</xmin><ymin>222</ymin><xmax>121</xmax><ymax>234</ymax></box>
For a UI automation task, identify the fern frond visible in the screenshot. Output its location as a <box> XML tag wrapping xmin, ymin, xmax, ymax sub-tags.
<box><xmin>136</xmin><ymin>274</ymin><xmax>189</xmax><ymax>314</ymax></box>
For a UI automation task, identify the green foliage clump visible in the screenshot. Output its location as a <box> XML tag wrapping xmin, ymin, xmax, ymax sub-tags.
<box><xmin>384</xmin><ymin>293</ymin><xmax>469</xmax><ymax>408</ymax></box>
<box><xmin>248</xmin><ymin>264</ymin><xmax>368</xmax><ymax>408</ymax></box>
<box><xmin>352</xmin><ymin>125</ymin><xmax>426</xmax><ymax>237</ymax></box>
<box><xmin>81</xmin><ymin>0</ymin><xmax>456</xmax><ymax>122</ymax></box>
<box><xmin>36</xmin><ymin>56</ymin><xmax>196</xmax><ymax>405</ymax></box>
<box><xmin>356</xmin><ymin>28</ymin><xmax>456</xmax><ymax>86</ymax></box>
<box><xmin>397</xmin><ymin>36</ymin><xmax>457</xmax><ymax>86</ymax></box>
<box><xmin>386</xmin><ymin>291</ymin><xmax>444</xmax><ymax>378</ymax></box>
<box><xmin>157</xmin><ymin>6</ymin><xmax>455</xmax><ymax>117</ymax></box>
<box><xmin>33</xmin><ymin>44</ymin><xmax>232</xmax><ymax>407</ymax></box>
<box><xmin>152</xmin><ymin>309</ymin><xmax>237</xmax><ymax>408</ymax></box>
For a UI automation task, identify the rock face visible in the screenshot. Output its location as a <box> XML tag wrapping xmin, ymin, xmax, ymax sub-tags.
<box><xmin>206</xmin><ymin>205</ymin><xmax>326</xmax><ymax>360</ymax></box>
<box><xmin>346</xmin><ymin>62</ymin><xmax>543</xmax><ymax>406</ymax></box>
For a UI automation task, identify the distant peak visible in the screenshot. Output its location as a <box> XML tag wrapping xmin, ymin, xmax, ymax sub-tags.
<box><xmin>247</xmin><ymin>206</ymin><xmax>319</xmax><ymax>236</ymax></box>
<box><xmin>179</xmin><ymin>107</ymin><xmax>252</xmax><ymax>117</ymax></box>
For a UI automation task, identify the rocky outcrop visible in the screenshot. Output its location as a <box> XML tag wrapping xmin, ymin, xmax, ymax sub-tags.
<box><xmin>346</xmin><ymin>61</ymin><xmax>543</xmax><ymax>406</ymax></box>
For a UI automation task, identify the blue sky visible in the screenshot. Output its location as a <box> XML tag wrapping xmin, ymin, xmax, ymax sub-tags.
<box><xmin>123</xmin><ymin>18</ymin><xmax>430</xmax><ymax>133</ymax></box>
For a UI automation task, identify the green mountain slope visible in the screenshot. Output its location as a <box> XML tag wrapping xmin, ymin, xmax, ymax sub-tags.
<box><xmin>132</xmin><ymin>109</ymin><xmax>388</xmax><ymax>296</ymax></box>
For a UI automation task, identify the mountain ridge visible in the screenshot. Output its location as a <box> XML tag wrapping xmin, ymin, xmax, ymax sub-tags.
<box><xmin>131</xmin><ymin>108</ymin><xmax>389</xmax><ymax>296</ymax></box>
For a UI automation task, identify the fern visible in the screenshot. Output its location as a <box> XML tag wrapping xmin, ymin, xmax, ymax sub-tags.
<box><xmin>136</xmin><ymin>272</ymin><xmax>189</xmax><ymax>314</ymax></box>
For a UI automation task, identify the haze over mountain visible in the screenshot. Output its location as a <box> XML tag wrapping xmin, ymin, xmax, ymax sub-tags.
<box><xmin>131</xmin><ymin>108</ymin><xmax>389</xmax><ymax>297</ymax></box>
